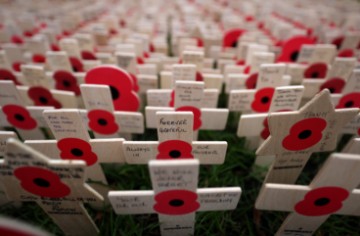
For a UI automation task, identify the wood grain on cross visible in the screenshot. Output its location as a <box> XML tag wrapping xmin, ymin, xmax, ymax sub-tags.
<box><xmin>109</xmin><ymin>159</ymin><xmax>241</xmax><ymax>236</ymax></box>
<box><xmin>256</xmin><ymin>152</ymin><xmax>360</xmax><ymax>236</ymax></box>
<box><xmin>256</xmin><ymin>89</ymin><xmax>359</xmax><ymax>184</ymax></box>
<box><xmin>0</xmin><ymin>138</ymin><xmax>103</xmax><ymax>236</ymax></box>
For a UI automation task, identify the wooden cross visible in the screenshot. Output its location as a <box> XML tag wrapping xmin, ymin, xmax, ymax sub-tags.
<box><xmin>256</xmin><ymin>152</ymin><xmax>360</xmax><ymax>235</ymax></box>
<box><xmin>24</xmin><ymin>109</ymin><xmax>125</xmax><ymax>201</ymax></box>
<box><xmin>0</xmin><ymin>138</ymin><xmax>103</xmax><ymax>236</ymax></box>
<box><xmin>0</xmin><ymin>81</ymin><xmax>53</xmax><ymax>140</ymax></box>
<box><xmin>0</xmin><ymin>216</ymin><xmax>50</xmax><ymax>236</ymax></box>
<box><xmin>80</xmin><ymin>84</ymin><xmax>144</xmax><ymax>139</ymax></box>
<box><xmin>256</xmin><ymin>89</ymin><xmax>359</xmax><ymax>184</ymax></box>
<box><xmin>109</xmin><ymin>159</ymin><xmax>241</xmax><ymax>236</ymax></box>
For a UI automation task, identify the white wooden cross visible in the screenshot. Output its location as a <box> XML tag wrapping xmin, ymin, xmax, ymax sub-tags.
<box><xmin>109</xmin><ymin>159</ymin><xmax>241</xmax><ymax>236</ymax></box>
<box><xmin>0</xmin><ymin>138</ymin><xmax>103</xmax><ymax>236</ymax></box>
<box><xmin>24</xmin><ymin>109</ymin><xmax>126</xmax><ymax>202</ymax></box>
<box><xmin>0</xmin><ymin>81</ymin><xmax>53</xmax><ymax>140</ymax></box>
<box><xmin>0</xmin><ymin>49</ymin><xmax>24</xmax><ymax>86</ymax></box>
<box><xmin>256</xmin><ymin>89</ymin><xmax>359</xmax><ymax>184</ymax></box>
<box><xmin>80</xmin><ymin>84</ymin><xmax>144</xmax><ymax>139</ymax></box>
<box><xmin>146</xmin><ymin>81</ymin><xmax>229</xmax><ymax>139</ymax></box>
<box><xmin>256</xmin><ymin>152</ymin><xmax>360</xmax><ymax>236</ymax></box>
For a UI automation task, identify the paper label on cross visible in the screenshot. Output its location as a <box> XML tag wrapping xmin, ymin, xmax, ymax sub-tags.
<box><xmin>172</xmin><ymin>64</ymin><xmax>196</xmax><ymax>83</ymax></box>
<box><xmin>297</xmin><ymin>44</ymin><xmax>336</xmax><ymax>64</ymax></box>
<box><xmin>46</xmin><ymin>51</ymin><xmax>73</xmax><ymax>72</ymax></box>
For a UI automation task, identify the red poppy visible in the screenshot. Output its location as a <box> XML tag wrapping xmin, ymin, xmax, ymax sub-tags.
<box><xmin>85</xmin><ymin>66</ymin><xmax>140</xmax><ymax>111</ymax></box>
<box><xmin>169</xmin><ymin>90</ymin><xmax>175</xmax><ymax>107</ymax></box>
<box><xmin>32</xmin><ymin>54</ymin><xmax>46</xmax><ymax>63</ymax></box>
<box><xmin>282</xmin><ymin>118</ymin><xmax>327</xmax><ymax>151</ymax></box>
<box><xmin>23</xmin><ymin>31</ymin><xmax>33</xmax><ymax>38</ymax></box>
<box><xmin>28</xmin><ymin>87</ymin><xmax>62</xmax><ymax>108</ymax></box>
<box><xmin>243</xmin><ymin>65</ymin><xmax>251</xmax><ymax>74</ymax></box>
<box><xmin>196</xmin><ymin>72</ymin><xmax>203</xmax><ymax>82</ymax></box>
<box><xmin>53</xmin><ymin>71</ymin><xmax>80</xmax><ymax>95</ymax></box>
<box><xmin>137</xmin><ymin>57</ymin><xmax>144</xmax><ymax>64</ymax></box>
<box><xmin>130</xmin><ymin>73</ymin><xmax>139</xmax><ymax>92</ymax></box>
<box><xmin>295</xmin><ymin>187</ymin><xmax>349</xmax><ymax>216</ymax></box>
<box><xmin>81</xmin><ymin>51</ymin><xmax>97</xmax><ymax>60</ymax></box>
<box><xmin>153</xmin><ymin>189</ymin><xmax>200</xmax><ymax>215</ymax></box>
<box><xmin>57</xmin><ymin>138</ymin><xmax>98</xmax><ymax>166</ymax></box>
<box><xmin>245</xmin><ymin>73</ymin><xmax>258</xmax><ymax>89</ymax></box>
<box><xmin>88</xmin><ymin>109</ymin><xmax>119</xmax><ymax>135</ymax></box>
<box><xmin>236</xmin><ymin>60</ymin><xmax>245</xmax><ymax>65</ymax></box>
<box><xmin>149</xmin><ymin>43</ymin><xmax>155</xmax><ymax>52</ymax></box>
<box><xmin>222</xmin><ymin>28</ymin><xmax>246</xmax><ymax>48</ymax></box>
<box><xmin>2</xmin><ymin>104</ymin><xmax>37</xmax><ymax>130</ymax></box>
<box><xmin>157</xmin><ymin>140</ymin><xmax>193</xmax><ymax>160</ymax></box>
<box><xmin>14</xmin><ymin>166</ymin><xmax>71</xmax><ymax>198</ymax></box>
<box><xmin>69</xmin><ymin>57</ymin><xmax>84</xmax><ymax>72</ymax></box>
<box><xmin>0</xmin><ymin>69</ymin><xmax>22</xmax><ymax>85</ymax></box>
<box><xmin>109</xmin><ymin>28</ymin><xmax>118</xmax><ymax>35</ymax></box>
<box><xmin>277</xmin><ymin>36</ymin><xmax>315</xmax><ymax>62</ymax></box>
<box><xmin>338</xmin><ymin>49</ymin><xmax>354</xmax><ymax>58</ymax></box>
<box><xmin>196</xmin><ymin>37</ymin><xmax>203</xmax><ymax>47</ymax></box>
<box><xmin>332</xmin><ymin>36</ymin><xmax>344</xmax><ymax>49</ymax></box>
<box><xmin>303</xmin><ymin>63</ymin><xmax>328</xmax><ymax>79</ymax></box>
<box><xmin>261</xmin><ymin>118</ymin><xmax>270</xmax><ymax>140</ymax></box>
<box><xmin>12</xmin><ymin>62</ymin><xmax>22</xmax><ymax>72</ymax></box>
<box><xmin>251</xmin><ymin>87</ymin><xmax>275</xmax><ymax>113</ymax></box>
<box><xmin>62</xmin><ymin>30</ymin><xmax>72</xmax><ymax>37</ymax></box>
<box><xmin>319</xmin><ymin>78</ymin><xmax>345</xmax><ymax>94</ymax></box>
<box><xmin>336</xmin><ymin>92</ymin><xmax>360</xmax><ymax>109</ymax></box>
<box><xmin>11</xmin><ymin>35</ymin><xmax>24</xmax><ymax>45</ymax></box>
<box><xmin>51</xmin><ymin>44</ymin><xmax>60</xmax><ymax>51</ymax></box>
<box><xmin>176</xmin><ymin>106</ymin><xmax>202</xmax><ymax>130</ymax></box>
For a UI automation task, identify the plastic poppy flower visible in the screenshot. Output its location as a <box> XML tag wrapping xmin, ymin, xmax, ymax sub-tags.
<box><xmin>251</xmin><ymin>87</ymin><xmax>275</xmax><ymax>113</ymax></box>
<box><xmin>196</xmin><ymin>37</ymin><xmax>203</xmax><ymax>47</ymax></box>
<box><xmin>153</xmin><ymin>189</ymin><xmax>200</xmax><ymax>215</ymax></box>
<box><xmin>51</xmin><ymin>44</ymin><xmax>60</xmax><ymax>51</ymax></box>
<box><xmin>196</xmin><ymin>72</ymin><xmax>203</xmax><ymax>82</ymax></box>
<box><xmin>176</xmin><ymin>106</ymin><xmax>202</xmax><ymax>130</ymax></box>
<box><xmin>11</xmin><ymin>35</ymin><xmax>24</xmax><ymax>45</ymax></box>
<box><xmin>319</xmin><ymin>78</ymin><xmax>345</xmax><ymax>94</ymax></box>
<box><xmin>168</xmin><ymin>90</ymin><xmax>175</xmax><ymax>107</ymax></box>
<box><xmin>14</xmin><ymin>166</ymin><xmax>71</xmax><ymax>198</ymax></box>
<box><xmin>53</xmin><ymin>71</ymin><xmax>80</xmax><ymax>95</ymax></box>
<box><xmin>245</xmin><ymin>73</ymin><xmax>258</xmax><ymax>89</ymax></box>
<box><xmin>243</xmin><ymin>65</ymin><xmax>251</xmax><ymax>74</ymax></box>
<box><xmin>57</xmin><ymin>138</ymin><xmax>98</xmax><ymax>166</ymax></box>
<box><xmin>137</xmin><ymin>57</ymin><xmax>144</xmax><ymax>64</ymax></box>
<box><xmin>332</xmin><ymin>36</ymin><xmax>344</xmax><ymax>49</ymax></box>
<box><xmin>277</xmin><ymin>36</ymin><xmax>315</xmax><ymax>62</ymax></box>
<box><xmin>32</xmin><ymin>54</ymin><xmax>46</xmax><ymax>63</ymax></box>
<box><xmin>282</xmin><ymin>118</ymin><xmax>327</xmax><ymax>151</ymax></box>
<box><xmin>261</xmin><ymin>118</ymin><xmax>270</xmax><ymax>140</ymax></box>
<box><xmin>303</xmin><ymin>63</ymin><xmax>328</xmax><ymax>79</ymax></box>
<box><xmin>336</xmin><ymin>92</ymin><xmax>360</xmax><ymax>109</ymax></box>
<box><xmin>157</xmin><ymin>140</ymin><xmax>193</xmax><ymax>159</ymax></box>
<box><xmin>338</xmin><ymin>49</ymin><xmax>354</xmax><ymax>58</ymax></box>
<box><xmin>88</xmin><ymin>109</ymin><xmax>119</xmax><ymax>135</ymax></box>
<box><xmin>81</xmin><ymin>51</ymin><xmax>97</xmax><ymax>60</ymax></box>
<box><xmin>23</xmin><ymin>31</ymin><xmax>33</xmax><ymax>38</ymax></box>
<box><xmin>236</xmin><ymin>60</ymin><xmax>245</xmax><ymax>65</ymax></box>
<box><xmin>12</xmin><ymin>62</ymin><xmax>22</xmax><ymax>72</ymax></box>
<box><xmin>0</xmin><ymin>69</ymin><xmax>22</xmax><ymax>85</ymax></box>
<box><xmin>295</xmin><ymin>187</ymin><xmax>349</xmax><ymax>216</ymax></box>
<box><xmin>28</xmin><ymin>87</ymin><xmax>62</xmax><ymax>108</ymax></box>
<box><xmin>2</xmin><ymin>104</ymin><xmax>37</xmax><ymax>130</ymax></box>
<box><xmin>130</xmin><ymin>73</ymin><xmax>139</xmax><ymax>92</ymax></box>
<box><xmin>69</xmin><ymin>57</ymin><xmax>84</xmax><ymax>72</ymax></box>
<box><xmin>85</xmin><ymin>66</ymin><xmax>140</xmax><ymax>111</ymax></box>
<box><xmin>223</xmin><ymin>28</ymin><xmax>246</xmax><ymax>48</ymax></box>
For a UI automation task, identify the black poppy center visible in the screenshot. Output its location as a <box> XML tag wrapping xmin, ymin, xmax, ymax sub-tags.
<box><xmin>39</xmin><ymin>96</ymin><xmax>48</xmax><ymax>104</ymax></box>
<box><xmin>72</xmin><ymin>66</ymin><xmax>79</xmax><ymax>72</ymax></box>
<box><xmin>328</xmin><ymin>87</ymin><xmax>335</xmax><ymax>93</ymax></box>
<box><xmin>314</xmin><ymin>197</ymin><xmax>330</xmax><ymax>206</ymax></box>
<box><xmin>290</xmin><ymin>51</ymin><xmax>299</xmax><ymax>62</ymax></box>
<box><xmin>345</xmin><ymin>100</ymin><xmax>354</xmax><ymax>108</ymax></box>
<box><xmin>109</xmin><ymin>86</ymin><xmax>120</xmax><ymax>100</ymax></box>
<box><xmin>33</xmin><ymin>178</ymin><xmax>50</xmax><ymax>188</ymax></box>
<box><xmin>14</xmin><ymin>114</ymin><xmax>25</xmax><ymax>121</ymax></box>
<box><xmin>169</xmin><ymin>150</ymin><xmax>181</xmax><ymax>158</ymax></box>
<box><xmin>231</xmin><ymin>40</ymin><xmax>238</xmax><ymax>48</ymax></box>
<box><xmin>261</xmin><ymin>96</ymin><xmax>270</xmax><ymax>104</ymax></box>
<box><xmin>311</xmin><ymin>72</ymin><xmax>319</xmax><ymax>78</ymax></box>
<box><xmin>71</xmin><ymin>148</ymin><xmax>83</xmax><ymax>157</ymax></box>
<box><xmin>169</xmin><ymin>199</ymin><xmax>184</xmax><ymax>207</ymax></box>
<box><xmin>298</xmin><ymin>130</ymin><xmax>312</xmax><ymax>139</ymax></box>
<box><xmin>98</xmin><ymin>118</ymin><xmax>108</xmax><ymax>126</ymax></box>
<box><xmin>62</xmin><ymin>80</ymin><xmax>71</xmax><ymax>87</ymax></box>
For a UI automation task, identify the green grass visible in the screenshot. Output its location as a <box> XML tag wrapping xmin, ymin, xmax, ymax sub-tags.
<box><xmin>1</xmin><ymin>92</ymin><xmax>359</xmax><ymax>235</ymax></box>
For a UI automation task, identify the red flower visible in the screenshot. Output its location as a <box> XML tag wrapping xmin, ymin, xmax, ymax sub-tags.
<box><xmin>2</xmin><ymin>105</ymin><xmax>37</xmax><ymax>130</ymax></box>
<box><xmin>69</xmin><ymin>57</ymin><xmax>84</xmax><ymax>72</ymax></box>
<box><xmin>81</xmin><ymin>51</ymin><xmax>97</xmax><ymax>60</ymax></box>
<box><xmin>14</xmin><ymin>166</ymin><xmax>71</xmax><ymax>198</ymax></box>
<box><xmin>332</xmin><ymin>36</ymin><xmax>343</xmax><ymax>49</ymax></box>
<box><xmin>176</xmin><ymin>106</ymin><xmax>202</xmax><ymax>130</ymax></box>
<box><xmin>319</xmin><ymin>78</ymin><xmax>345</xmax><ymax>94</ymax></box>
<box><xmin>196</xmin><ymin>72</ymin><xmax>203</xmax><ymax>82</ymax></box>
<box><xmin>28</xmin><ymin>87</ymin><xmax>62</xmax><ymax>108</ymax></box>
<box><xmin>336</xmin><ymin>92</ymin><xmax>360</xmax><ymax>109</ymax></box>
<box><xmin>157</xmin><ymin>140</ymin><xmax>193</xmax><ymax>159</ymax></box>
<box><xmin>85</xmin><ymin>66</ymin><xmax>140</xmax><ymax>111</ymax></box>
<box><xmin>243</xmin><ymin>65</ymin><xmax>251</xmax><ymax>74</ymax></box>
<box><xmin>11</xmin><ymin>35</ymin><xmax>24</xmax><ymax>45</ymax></box>
<box><xmin>282</xmin><ymin>118</ymin><xmax>327</xmax><ymax>151</ymax></box>
<box><xmin>32</xmin><ymin>54</ymin><xmax>46</xmax><ymax>63</ymax></box>
<box><xmin>53</xmin><ymin>71</ymin><xmax>80</xmax><ymax>95</ymax></box>
<box><xmin>251</xmin><ymin>87</ymin><xmax>275</xmax><ymax>113</ymax></box>
<box><xmin>57</xmin><ymin>138</ymin><xmax>98</xmax><ymax>166</ymax></box>
<box><xmin>277</xmin><ymin>36</ymin><xmax>315</xmax><ymax>62</ymax></box>
<box><xmin>0</xmin><ymin>69</ymin><xmax>22</xmax><ymax>85</ymax></box>
<box><xmin>12</xmin><ymin>62</ymin><xmax>22</xmax><ymax>72</ymax></box>
<box><xmin>169</xmin><ymin>90</ymin><xmax>175</xmax><ymax>107</ymax></box>
<box><xmin>338</xmin><ymin>49</ymin><xmax>354</xmax><ymax>58</ymax></box>
<box><xmin>295</xmin><ymin>187</ymin><xmax>349</xmax><ymax>216</ymax></box>
<box><xmin>304</xmin><ymin>63</ymin><xmax>328</xmax><ymax>79</ymax></box>
<box><xmin>51</xmin><ymin>44</ymin><xmax>60</xmax><ymax>51</ymax></box>
<box><xmin>23</xmin><ymin>31</ymin><xmax>33</xmax><ymax>38</ymax></box>
<box><xmin>88</xmin><ymin>109</ymin><xmax>119</xmax><ymax>135</ymax></box>
<box><xmin>261</xmin><ymin>118</ymin><xmax>270</xmax><ymax>140</ymax></box>
<box><xmin>153</xmin><ymin>189</ymin><xmax>200</xmax><ymax>215</ymax></box>
<box><xmin>196</xmin><ymin>38</ymin><xmax>203</xmax><ymax>47</ymax></box>
<box><xmin>137</xmin><ymin>57</ymin><xmax>144</xmax><ymax>64</ymax></box>
<box><xmin>130</xmin><ymin>73</ymin><xmax>139</xmax><ymax>92</ymax></box>
<box><xmin>236</xmin><ymin>60</ymin><xmax>245</xmax><ymax>65</ymax></box>
<box><xmin>223</xmin><ymin>28</ymin><xmax>246</xmax><ymax>48</ymax></box>
<box><xmin>245</xmin><ymin>73</ymin><xmax>258</xmax><ymax>89</ymax></box>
